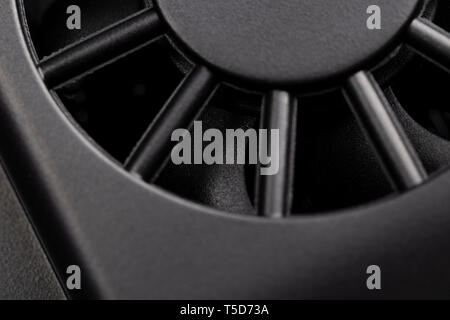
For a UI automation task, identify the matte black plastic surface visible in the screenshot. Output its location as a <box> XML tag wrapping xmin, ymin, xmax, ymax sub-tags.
<box><xmin>1</xmin><ymin>0</ymin><xmax>450</xmax><ymax>299</ymax></box>
<box><xmin>0</xmin><ymin>164</ymin><xmax>64</xmax><ymax>300</ymax></box>
<box><xmin>156</xmin><ymin>0</ymin><xmax>420</xmax><ymax>86</ymax></box>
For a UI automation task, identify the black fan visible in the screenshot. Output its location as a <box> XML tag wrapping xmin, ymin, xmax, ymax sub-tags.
<box><xmin>23</xmin><ymin>0</ymin><xmax>450</xmax><ymax>216</ymax></box>
<box><xmin>3</xmin><ymin>0</ymin><xmax>449</xmax><ymax>298</ymax></box>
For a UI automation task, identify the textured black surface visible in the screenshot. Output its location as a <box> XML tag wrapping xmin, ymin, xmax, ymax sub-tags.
<box><xmin>157</xmin><ymin>0</ymin><xmax>420</xmax><ymax>86</ymax></box>
<box><xmin>3</xmin><ymin>0</ymin><xmax>450</xmax><ymax>300</ymax></box>
<box><xmin>0</xmin><ymin>164</ymin><xmax>64</xmax><ymax>300</ymax></box>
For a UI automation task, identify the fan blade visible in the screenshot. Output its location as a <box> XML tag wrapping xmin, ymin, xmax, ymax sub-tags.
<box><xmin>344</xmin><ymin>71</ymin><xmax>427</xmax><ymax>191</ymax></box>
<box><xmin>39</xmin><ymin>8</ymin><xmax>164</xmax><ymax>88</ymax></box>
<box><xmin>406</xmin><ymin>18</ymin><xmax>450</xmax><ymax>72</ymax></box>
<box><xmin>256</xmin><ymin>90</ymin><xmax>297</xmax><ymax>218</ymax></box>
<box><xmin>125</xmin><ymin>66</ymin><xmax>217</xmax><ymax>181</ymax></box>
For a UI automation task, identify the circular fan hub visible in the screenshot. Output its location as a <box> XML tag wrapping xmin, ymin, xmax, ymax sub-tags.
<box><xmin>156</xmin><ymin>0</ymin><xmax>420</xmax><ymax>86</ymax></box>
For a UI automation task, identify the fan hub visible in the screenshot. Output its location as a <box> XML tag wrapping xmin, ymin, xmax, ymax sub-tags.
<box><xmin>156</xmin><ymin>0</ymin><xmax>420</xmax><ymax>87</ymax></box>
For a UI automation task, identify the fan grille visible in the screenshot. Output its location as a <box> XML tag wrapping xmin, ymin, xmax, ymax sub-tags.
<box><xmin>21</xmin><ymin>0</ymin><xmax>450</xmax><ymax>216</ymax></box>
